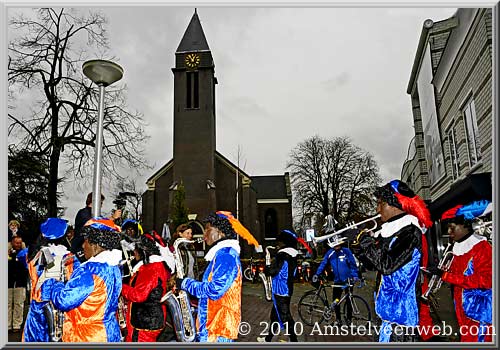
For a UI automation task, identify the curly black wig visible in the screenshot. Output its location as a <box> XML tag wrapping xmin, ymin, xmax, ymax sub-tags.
<box><xmin>277</xmin><ymin>230</ymin><xmax>297</xmax><ymax>248</ymax></box>
<box><xmin>82</xmin><ymin>225</ymin><xmax>121</xmax><ymax>251</ymax></box>
<box><xmin>202</xmin><ymin>213</ymin><xmax>237</xmax><ymax>239</ymax></box>
<box><xmin>135</xmin><ymin>235</ymin><xmax>161</xmax><ymax>264</ymax></box>
<box><xmin>374</xmin><ymin>180</ymin><xmax>415</xmax><ymax>209</ymax></box>
<box><xmin>442</xmin><ymin>215</ymin><xmax>473</xmax><ymax>232</ymax></box>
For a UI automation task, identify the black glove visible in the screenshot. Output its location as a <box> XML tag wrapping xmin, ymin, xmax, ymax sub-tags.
<box><xmin>312</xmin><ymin>274</ymin><xmax>319</xmax><ymax>283</ymax></box>
<box><xmin>175</xmin><ymin>278</ymin><xmax>184</xmax><ymax>291</ymax></box>
<box><xmin>425</xmin><ymin>265</ymin><xmax>444</xmax><ymax>278</ymax></box>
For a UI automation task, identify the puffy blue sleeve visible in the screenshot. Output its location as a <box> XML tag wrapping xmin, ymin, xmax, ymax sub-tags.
<box><xmin>41</xmin><ymin>265</ymin><xmax>95</xmax><ymax>312</ymax></box>
<box><xmin>70</xmin><ymin>253</ymin><xmax>81</xmax><ymax>271</ymax></box>
<box><xmin>345</xmin><ymin>249</ymin><xmax>358</xmax><ymax>278</ymax></box>
<box><xmin>316</xmin><ymin>249</ymin><xmax>333</xmax><ymax>275</ymax></box>
<box><xmin>182</xmin><ymin>253</ymin><xmax>238</xmax><ymax>300</ymax></box>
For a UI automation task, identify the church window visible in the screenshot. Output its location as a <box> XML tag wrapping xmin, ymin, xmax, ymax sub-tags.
<box><xmin>264</xmin><ymin>208</ymin><xmax>278</xmax><ymax>239</ymax></box>
<box><xmin>186</xmin><ymin>71</ymin><xmax>199</xmax><ymax>109</ymax></box>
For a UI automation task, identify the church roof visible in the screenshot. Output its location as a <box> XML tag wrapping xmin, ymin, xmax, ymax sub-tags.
<box><xmin>176</xmin><ymin>9</ymin><xmax>211</xmax><ymax>53</ymax></box>
<box><xmin>215</xmin><ymin>151</ymin><xmax>252</xmax><ymax>179</ymax></box>
<box><xmin>251</xmin><ymin>175</ymin><xmax>290</xmax><ymax>199</ymax></box>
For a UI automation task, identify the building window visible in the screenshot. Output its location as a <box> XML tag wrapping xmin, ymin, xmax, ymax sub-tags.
<box><xmin>462</xmin><ymin>97</ymin><xmax>481</xmax><ymax>166</ymax></box>
<box><xmin>447</xmin><ymin>126</ymin><xmax>460</xmax><ymax>180</ymax></box>
<box><xmin>264</xmin><ymin>208</ymin><xmax>278</xmax><ymax>239</ymax></box>
<box><xmin>186</xmin><ymin>71</ymin><xmax>199</xmax><ymax>109</ymax></box>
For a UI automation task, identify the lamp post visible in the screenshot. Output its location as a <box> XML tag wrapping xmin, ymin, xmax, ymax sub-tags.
<box><xmin>83</xmin><ymin>59</ymin><xmax>123</xmax><ymax>217</ymax></box>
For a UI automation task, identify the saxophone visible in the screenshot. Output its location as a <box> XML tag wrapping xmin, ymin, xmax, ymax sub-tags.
<box><xmin>117</xmin><ymin>239</ymin><xmax>135</xmax><ymax>330</ymax></box>
<box><xmin>44</xmin><ymin>254</ymin><xmax>73</xmax><ymax>342</ymax></box>
<box><xmin>160</xmin><ymin>238</ymin><xmax>199</xmax><ymax>342</ymax></box>
<box><xmin>259</xmin><ymin>246</ymin><xmax>274</xmax><ymax>302</ymax></box>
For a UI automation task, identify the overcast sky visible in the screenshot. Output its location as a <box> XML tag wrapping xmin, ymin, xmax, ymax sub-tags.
<box><xmin>7</xmin><ymin>6</ymin><xmax>459</xmax><ymax>223</ymax></box>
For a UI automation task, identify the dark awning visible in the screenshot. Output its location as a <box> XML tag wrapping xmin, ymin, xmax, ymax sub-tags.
<box><xmin>428</xmin><ymin>172</ymin><xmax>492</xmax><ymax>221</ymax></box>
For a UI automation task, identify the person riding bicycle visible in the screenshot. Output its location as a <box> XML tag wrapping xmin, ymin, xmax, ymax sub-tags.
<box><xmin>312</xmin><ymin>235</ymin><xmax>358</xmax><ymax>326</ymax></box>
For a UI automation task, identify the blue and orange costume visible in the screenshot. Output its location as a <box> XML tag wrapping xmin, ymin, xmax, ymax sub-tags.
<box><xmin>180</xmin><ymin>211</ymin><xmax>259</xmax><ymax>342</ymax></box>
<box><xmin>440</xmin><ymin>200</ymin><xmax>492</xmax><ymax>342</ymax></box>
<box><xmin>22</xmin><ymin>218</ymin><xmax>78</xmax><ymax>342</ymax></box>
<box><xmin>39</xmin><ymin>218</ymin><xmax>123</xmax><ymax>342</ymax></box>
<box><xmin>357</xmin><ymin>180</ymin><xmax>432</xmax><ymax>342</ymax></box>
<box><xmin>122</xmin><ymin>233</ymin><xmax>171</xmax><ymax>342</ymax></box>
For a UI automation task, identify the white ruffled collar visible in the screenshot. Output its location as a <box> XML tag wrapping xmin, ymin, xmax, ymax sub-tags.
<box><xmin>374</xmin><ymin>214</ymin><xmax>422</xmax><ymax>238</ymax></box>
<box><xmin>47</xmin><ymin>243</ymin><xmax>70</xmax><ymax>257</ymax></box>
<box><xmin>86</xmin><ymin>249</ymin><xmax>122</xmax><ymax>266</ymax></box>
<box><xmin>158</xmin><ymin>245</ymin><xmax>176</xmax><ymax>273</ymax></box>
<box><xmin>278</xmin><ymin>247</ymin><xmax>299</xmax><ymax>257</ymax></box>
<box><xmin>452</xmin><ymin>233</ymin><xmax>486</xmax><ymax>256</ymax></box>
<box><xmin>204</xmin><ymin>239</ymin><xmax>240</xmax><ymax>261</ymax></box>
<box><xmin>132</xmin><ymin>260</ymin><xmax>144</xmax><ymax>274</ymax></box>
<box><xmin>131</xmin><ymin>255</ymin><xmax>164</xmax><ymax>274</ymax></box>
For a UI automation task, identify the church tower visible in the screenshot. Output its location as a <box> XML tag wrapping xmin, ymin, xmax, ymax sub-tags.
<box><xmin>172</xmin><ymin>10</ymin><xmax>217</xmax><ymax>218</ymax></box>
<box><xmin>143</xmin><ymin>10</ymin><xmax>292</xmax><ymax>250</ymax></box>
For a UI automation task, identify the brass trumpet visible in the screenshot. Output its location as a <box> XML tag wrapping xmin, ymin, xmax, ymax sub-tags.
<box><xmin>313</xmin><ymin>214</ymin><xmax>381</xmax><ymax>244</ymax></box>
<box><xmin>472</xmin><ymin>218</ymin><xmax>492</xmax><ymax>236</ymax></box>
<box><xmin>421</xmin><ymin>243</ymin><xmax>454</xmax><ymax>301</ymax></box>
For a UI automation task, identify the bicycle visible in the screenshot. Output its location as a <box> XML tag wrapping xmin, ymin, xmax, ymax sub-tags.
<box><xmin>298</xmin><ymin>276</ymin><xmax>371</xmax><ymax>327</ymax></box>
<box><xmin>296</xmin><ymin>259</ymin><xmax>312</xmax><ymax>282</ymax></box>
<box><xmin>243</xmin><ymin>256</ymin><xmax>262</xmax><ymax>282</ymax></box>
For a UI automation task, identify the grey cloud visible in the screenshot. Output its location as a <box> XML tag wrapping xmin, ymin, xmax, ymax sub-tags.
<box><xmin>322</xmin><ymin>72</ymin><xmax>350</xmax><ymax>91</ymax></box>
<box><xmin>7</xmin><ymin>7</ymin><xmax>459</xmax><ymax>222</ymax></box>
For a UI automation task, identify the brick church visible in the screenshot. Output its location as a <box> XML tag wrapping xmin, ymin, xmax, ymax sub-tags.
<box><xmin>141</xmin><ymin>10</ymin><xmax>293</xmax><ymax>257</ymax></box>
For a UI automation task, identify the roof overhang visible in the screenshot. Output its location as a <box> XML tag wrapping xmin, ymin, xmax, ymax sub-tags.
<box><xmin>428</xmin><ymin>173</ymin><xmax>492</xmax><ymax>220</ymax></box>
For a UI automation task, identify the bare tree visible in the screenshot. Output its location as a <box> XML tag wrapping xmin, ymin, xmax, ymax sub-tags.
<box><xmin>287</xmin><ymin>135</ymin><xmax>381</xmax><ymax>228</ymax></box>
<box><xmin>113</xmin><ymin>178</ymin><xmax>143</xmax><ymax>221</ymax></box>
<box><xmin>8</xmin><ymin>8</ymin><xmax>150</xmax><ymax>217</ymax></box>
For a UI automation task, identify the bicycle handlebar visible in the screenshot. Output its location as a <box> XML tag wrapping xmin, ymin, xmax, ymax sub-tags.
<box><xmin>323</xmin><ymin>277</ymin><xmax>366</xmax><ymax>289</ymax></box>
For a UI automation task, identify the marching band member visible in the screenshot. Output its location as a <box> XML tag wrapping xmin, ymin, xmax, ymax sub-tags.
<box><xmin>170</xmin><ymin>223</ymin><xmax>197</xmax><ymax>279</ymax></box>
<box><xmin>356</xmin><ymin>180</ymin><xmax>432</xmax><ymax>342</ymax></box>
<box><xmin>176</xmin><ymin>211</ymin><xmax>259</xmax><ymax>342</ymax></box>
<box><xmin>121</xmin><ymin>233</ymin><xmax>171</xmax><ymax>342</ymax></box>
<box><xmin>23</xmin><ymin>218</ymin><xmax>77</xmax><ymax>342</ymax></box>
<box><xmin>40</xmin><ymin>218</ymin><xmax>123</xmax><ymax>342</ymax></box>
<box><xmin>433</xmin><ymin>200</ymin><xmax>492</xmax><ymax>342</ymax></box>
<box><xmin>122</xmin><ymin>219</ymin><xmax>143</xmax><ymax>239</ymax></box>
<box><xmin>257</xmin><ymin>229</ymin><xmax>303</xmax><ymax>342</ymax></box>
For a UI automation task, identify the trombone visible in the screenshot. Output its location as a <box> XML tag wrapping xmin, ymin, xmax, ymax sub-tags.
<box><xmin>313</xmin><ymin>214</ymin><xmax>381</xmax><ymax>244</ymax></box>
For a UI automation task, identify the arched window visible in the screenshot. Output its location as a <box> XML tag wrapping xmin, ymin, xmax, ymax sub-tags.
<box><xmin>264</xmin><ymin>208</ymin><xmax>278</xmax><ymax>239</ymax></box>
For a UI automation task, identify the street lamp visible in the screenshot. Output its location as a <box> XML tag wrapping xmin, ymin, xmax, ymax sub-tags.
<box><xmin>83</xmin><ymin>59</ymin><xmax>124</xmax><ymax>217</ymax></box>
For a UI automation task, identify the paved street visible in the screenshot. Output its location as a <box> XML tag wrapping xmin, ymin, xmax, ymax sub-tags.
<box><xmin>238</xmin><ymin>270</ymin><xmax>459</xmax><ymax>342</ymax></box>
<box><xmin>8</xmin><ymin>271</ymin><xmax>459</xmax><ymax>343</ymax></box>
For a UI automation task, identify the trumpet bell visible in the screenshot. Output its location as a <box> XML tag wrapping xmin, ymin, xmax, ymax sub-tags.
<box><xmin>472</xmin><ymin>219</ymin><xmax>492</xmax><ymax>236</ymax></box>
<box><xmin>313</xmin><ymin>214</ymin><xmax>381</xmax><ymax>244</ymax></box>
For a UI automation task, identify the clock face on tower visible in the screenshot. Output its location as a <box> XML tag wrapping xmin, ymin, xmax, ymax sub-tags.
<box><xmin>185</xmin><ymin>53</ymin><xmax>201</xmax><ymax>69</ymax></box>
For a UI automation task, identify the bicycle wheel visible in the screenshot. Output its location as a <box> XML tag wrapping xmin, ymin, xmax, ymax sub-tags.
<box><xmin>243</xmin><ymin>267</ymin><xmax>253</xmax><ymax>281</ymax></box>
<box><xmin>342</xmin><ymin>295</ymin><xmax>371</xmax><ymax>327</ymax></box>
<box><xmin>298</xmin><ymin>290</ymin><xmax>329</xmax><ymax>326</ymax></box>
